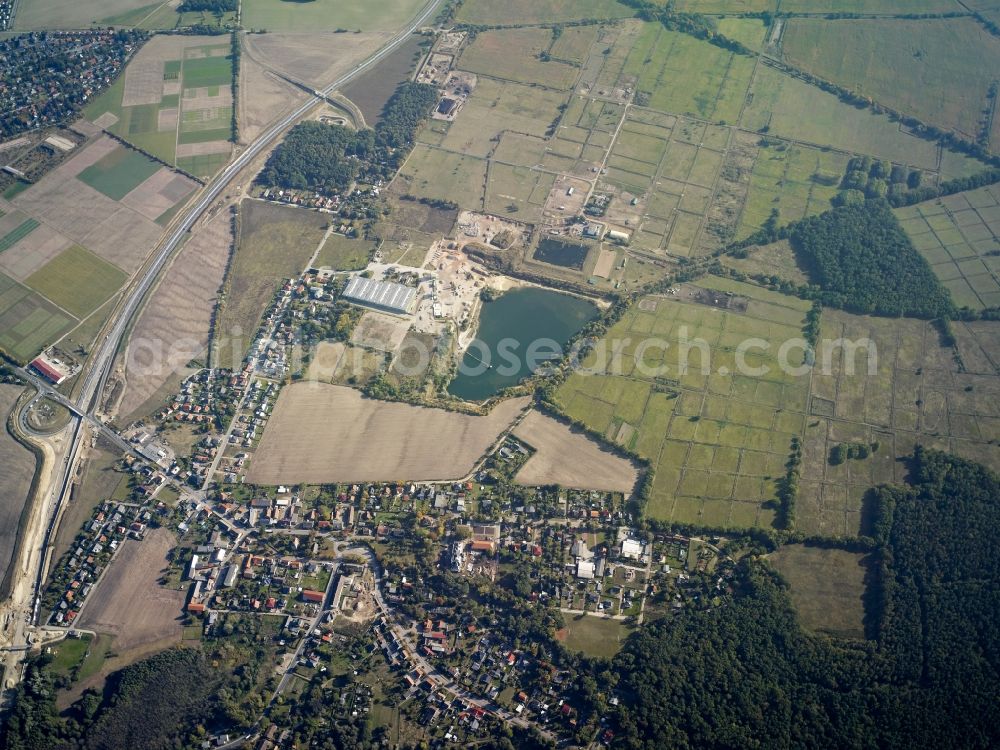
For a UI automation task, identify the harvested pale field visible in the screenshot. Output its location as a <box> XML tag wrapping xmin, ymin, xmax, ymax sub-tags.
<box><xmin>119</xmin><ymin>210</ymin><xmax>231</xmax><ymax>420</ymax></box>
<box><xmin>122</xmin><ymin>55</ymin><xmax>164</xmax><ymax>107</ymax></box>
<box><xmin>77</xmin><ymin>527</ymin><xmax>186</xmax><ymax>652</ymax></box>
<box><xmin>175</xmin><ymin>141</ymin><xmax>233</xmax><ymax>158</ymax></box>
<box><xmin>0</xmin><ymin>385</ymin><xmax>36</xmax><ymax>588</ymax></box>
<box><xmin>0</xmin><ymin>222</ymin><xmax>71</xmax><ymax>281</ymax></box>
<box><xmin>182</xmin><ymin>89</ymin><xmax>233</xmax><ymax>111</ymax></box>
<box><xmin>513</xmin><ymin>410</ymin><xmax>640</xmax><ymax>493</ymax></box>
<box><xmin>243</xmin><ymin>32</ymin><xmax>389</xmax><ymax>90</ymax></box>
<box><xmin>238</xmin><ymin>49</ymin><xmax>309</xmax><ymax>144</ymax></box>
<box><xmin>246</xmin><ymin>383</ymin><xmax>531</xmax><ymax>484</ymax></box>
<box><xmin>157</xmin><ymin>108</ymin><xmax>178</xmax><ymax>132</ymax></box>
<box><xmin>120</xmin><ymin>167</ymin><xmax>197</xmax><ymax>221</ymax></box>
<box><xmin>592</xmin><ymin>248</ymin><xmax>616</xmax><ymax>279</ymax></box>
<box><xmin>11</xmin><ymin>136</ymin><xmax>165</xmax><ymax>274</ymax></box>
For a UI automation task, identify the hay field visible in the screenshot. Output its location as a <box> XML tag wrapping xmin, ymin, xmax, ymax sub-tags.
<box><xmin>242</xmin><ymin>0</ymin><xmax>424</xmax><ymax>32</ymax></box>
<box><xmin>214</xmin><ymin>200</ymin><xmax>327</xmax><ymax>368</ymax></box>
<box><xmin>798</xmin><ymin>310</ymin><xmax>1000</xmax><ymax>537</ymax></box>
<box><xmin>395</xmin><ymin>145</ymin><xmax>487</xmax><ymax>208</ymax></box>
<box><xmin>782</xmin><ymin>18</ymin><xmax>1000</xmax><ymax>141</ymax></box>
<box><xmin>555</xmin><ymin>276</ymin><xmax>812</xmax><ymax>530</ymax></box>
<box><xmin>740</xmin><ymin>64</ymin><xmax>985</xmax><ymax>176</ymax></box>
<box><xmin>246</xmin><ymin>384</ymin><xmax>530</xmax><ymax>484</ymax></box>
<box><xmin>77</xmin><ymin>528</ymin><xmax>185</xmax><ymax>653</ymax></box>
<box><xmin>120</xmin><ymin>209</ymin><xmax>232</xmax><ymax>421</ymax></box>
<box><xmin>768</xmin><ymin>545</ymin><xmax>870</xmax><ymax>639</ymax></box>
<box><xmin>458</xmin><ymin>28</ymin><xmax>581</xmax><ymax>90</ymax></box>
<box><xmin>314</xmin><ymin>234</ymin><xmax>374</xmax><ymax>270</ymax></box>
<box><xmin>0</xmin><ymin>385</ymin><xmax>36</xmax><ymax>589</ymax></box>
<box><xmin>513</xmin><ymin>410</ymin><xmax>639</xmax><ymax>493</ymax></box>
<box><xmin>894</xmin><ymin>184</ymin><xmax>1000</xmax><ymax>310</ymax></box>
<box><xmin>456</xmin><ymin>0</ymin><xmax>633</xmax><ymax>25</ymax></box>
<box><xmin>720</xmin><ymin>240</ymin><xmax>809</xmax><ymax>286</ymax></box>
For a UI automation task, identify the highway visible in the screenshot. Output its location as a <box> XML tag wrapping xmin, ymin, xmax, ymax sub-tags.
<box><xmin>2</xmin><ymin>0</ymin><xmax>445</xmax><ymax>690</ymax></box>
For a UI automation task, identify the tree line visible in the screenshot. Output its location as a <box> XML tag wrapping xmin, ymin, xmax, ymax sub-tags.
<box><xmin>258</xmin><ymin>81</ymin><xmax>438</xmax><ymax>193</ymax></box>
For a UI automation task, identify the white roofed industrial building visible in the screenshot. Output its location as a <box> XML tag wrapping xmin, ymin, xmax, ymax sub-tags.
<box><xmin>342</xmin><ymin>276</ymin><xmax>416</xmax><ymax>315</ymax></box>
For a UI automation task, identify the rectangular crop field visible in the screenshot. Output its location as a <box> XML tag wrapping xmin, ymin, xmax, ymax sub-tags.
<box><xmin>77</xmin><ymin>147</ymin><xmax>162</xmax><ymax>201</ymax></box>
<box><xmin>458</xmin><ymin>28</ymin><xmax>580</xmax><ymax>90</ymax></box>
<box><xmin>625</xmin><ymin>24</ymin><xmax>755</xmax><ymax>125</ymax></box>
<box><xmin>782</xmin><ymin>18</ymin><xmax>1000</xmax><ymax>140</ymax></box>
<box><xmin>737</xmin><ymin>140</ymin><xmax>849</xmax><ymax>238</ymax></box>
<box><xmin>894</xmin><ymin>185</ymin><xmax>1000</xmax><ymax>309</ymax></box>
<box><xmin>768</xmin><ymin>545</ymin><xmax>870</xmax><ymax>639</ymax></box>
<box><xmin>241</xmin><ymin>0</ymin><xmax>425</xmax><ymax>32</ymax></box>
<box><xmin>245</xmin><ymin>384</ymin><xmax>530</xmax><ymax>484</ymax></box>
<box><xmin>0</xmin><ymin>219</ymin><xmax>40</xmax><ymax>254</ymax></box>
<box><xmin>24</xmin><ymin>245</ymin><xmax>127</xmax><ymax>319</ymax></box>
<box><xmin>395</xmin><ymin>145</ymin><xmax>487</xmax><ymax>208</ymax></box>
<box><xmin>741</xmin><ymin>64</ymin><xmax>985</xmax><ymax>176</ymax></box>
<box><xmin>0</xmin><ymin>272</ymin><xmax>76</xmax><ymax>362</ymax></box>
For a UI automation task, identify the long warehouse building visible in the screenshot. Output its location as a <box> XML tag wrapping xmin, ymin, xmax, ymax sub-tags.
<box><xmin>342</xmin><ymin>276</ymin><xmax>417</xmax><ymax>315</ymax></box>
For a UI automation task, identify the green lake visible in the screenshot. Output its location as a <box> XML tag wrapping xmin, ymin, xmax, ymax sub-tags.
<box><xmin>448</xmin><ymin>286</ymin><xmax>598</xmax><ymax>401</ymax></box>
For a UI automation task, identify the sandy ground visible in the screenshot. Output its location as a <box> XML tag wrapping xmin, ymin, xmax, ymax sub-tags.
<box><xmin>592</xmin><ymin>248</ymin><xmax>616</xmax><ymax>279</ymax></box>
<box><xmin>513</xmin><ymin>409</ymin><xmax>640</xmax><ymax>493</ymax></box>
<box><xmin>350</xmin><ymin>311</ymin><xmax>412</xmax><ymax>353</ymax></box>
<box><xmin>119</xmin><ymin>209</ymin><xmax>232</xmax><ymax>420</ymax></box>
<box><xmin>120</xmin><ymin>167</ymin><xmax>198</xmax><ymax>222</ymax></box>
<box><xmin>306</xmin><ymin>341</ymin><xmax>347</xmax><ymax>382</ymax></box>
<box><xmin>246</xmin><ymin>384</ymin><xmax>530</xmax><ymax>484</ymax></box>
<box><xmin>0</xmin><ymin>386</ymin><xmax>37</xmax><ymax>588</ymax></box>
<box><xmin>77</xmin><ymin>527</ymin><xmax>185</xmax><ymax>651</ymax></box>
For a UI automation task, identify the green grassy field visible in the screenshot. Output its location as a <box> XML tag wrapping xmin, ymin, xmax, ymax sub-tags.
<box><xmin>782</xmin><ymin>18</ymin><xmax>1000</xmax><ymax>141</ymax></box>
<box><xmin>557</xmin><ymin>615</ymin><xmax>634</xmax><ymax>659</ymax></box>
<box><xmin>314</xmin><ymin>234</ymin><xmax>375</xmax><ymax>271</ymax></box>
<box><xmin>455</xmin><ymin>0</ymin><xmax>634</xmax><ymax>25</ymax></box>
<box><xmin>484</xmin><ymin>163</ymin><xmax>555</xmax><ymax>223</ymax></box>
<box><xmin>180</xmin><ymin>54</ymin><xmax>231</xmax><ymax>89</ymax></box>
<box><xmin>721</xmin><ymin>240</ymin><xmax>809</xmax><ymax>287</ymax></box>
<box><xmin>737</xmin><ymin>140</ymin><xmax>849</xmax><ymax>238</ymax></box>
<box><xmin>458</xmin><ymin>27</ymin><xmax>581</xmax><ymax>90</ymax></box>
<box><xmin>214</xmin><ymin>201</ymin><xmax>328</xmax><ymax>367</ymax></box>
<box><xmin>768</xmin><ymin>545</ymin><xmax>869</xmax><ymax>639</ymax></box>
<box><xmin>625</xmin><ymin>24</ymin><xmax>755</xmax><ymax>125</ymax></box>
<box><xmin>556</xmin><ymin>276</ymin><xmax>812</xmax><ymax>530</ymax></box>
<box><xmin>435</xmin><ymin>78</ymin><xmax>568</xmax><ymax>159</ymax></box>
<box><xmin>395</xmin><ymin>145</ymin><xmax>487</xmax><ymax>208</ymax></box>
<box><xmin>13</xmin><ymin>0</ymin><xmax>162</xmax><ymax>28</ymax></box>
<box><xmin>25</xmin><ymin>245</ymin><xmax>127</xmax><ymax>319</ymax></box>
<box><xmin>0</xmin><ymin>273</ymin><xmax>76</xmax><ymax>363</ymax></box>
<box><xmin>0</xmin><ymin>219</ymin><xmax>40</xmax><ymax>255</ymax></box>
<box><xmin>241</xmin><ymin>0</ymin><xmax>425</xmax><ymax>32</ymax></box>
<box><xmin>741</xmin><ymin>64</ymin><xmax>985</xmax><ymax>176</ymax></box>
<box><xmin>77</xmin><ymin>148</ymin><xmax>161</xmax><ymax>200</ymax></box>
<box><xmin>894</xmin><ymin>184</ymin><xmax>1000</xmax><ymax>309</ymax></box>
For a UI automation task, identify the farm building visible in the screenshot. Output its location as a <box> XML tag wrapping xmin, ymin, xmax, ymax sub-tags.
<box><xmin>342</xmin><ymin>276</ymin><xmax>416</xmax><ymax>315</ymax></box>
<box><xmin>29</xmin><ymin>356</ymin><xmax>67</xmax><ymax>385</ymax></box>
